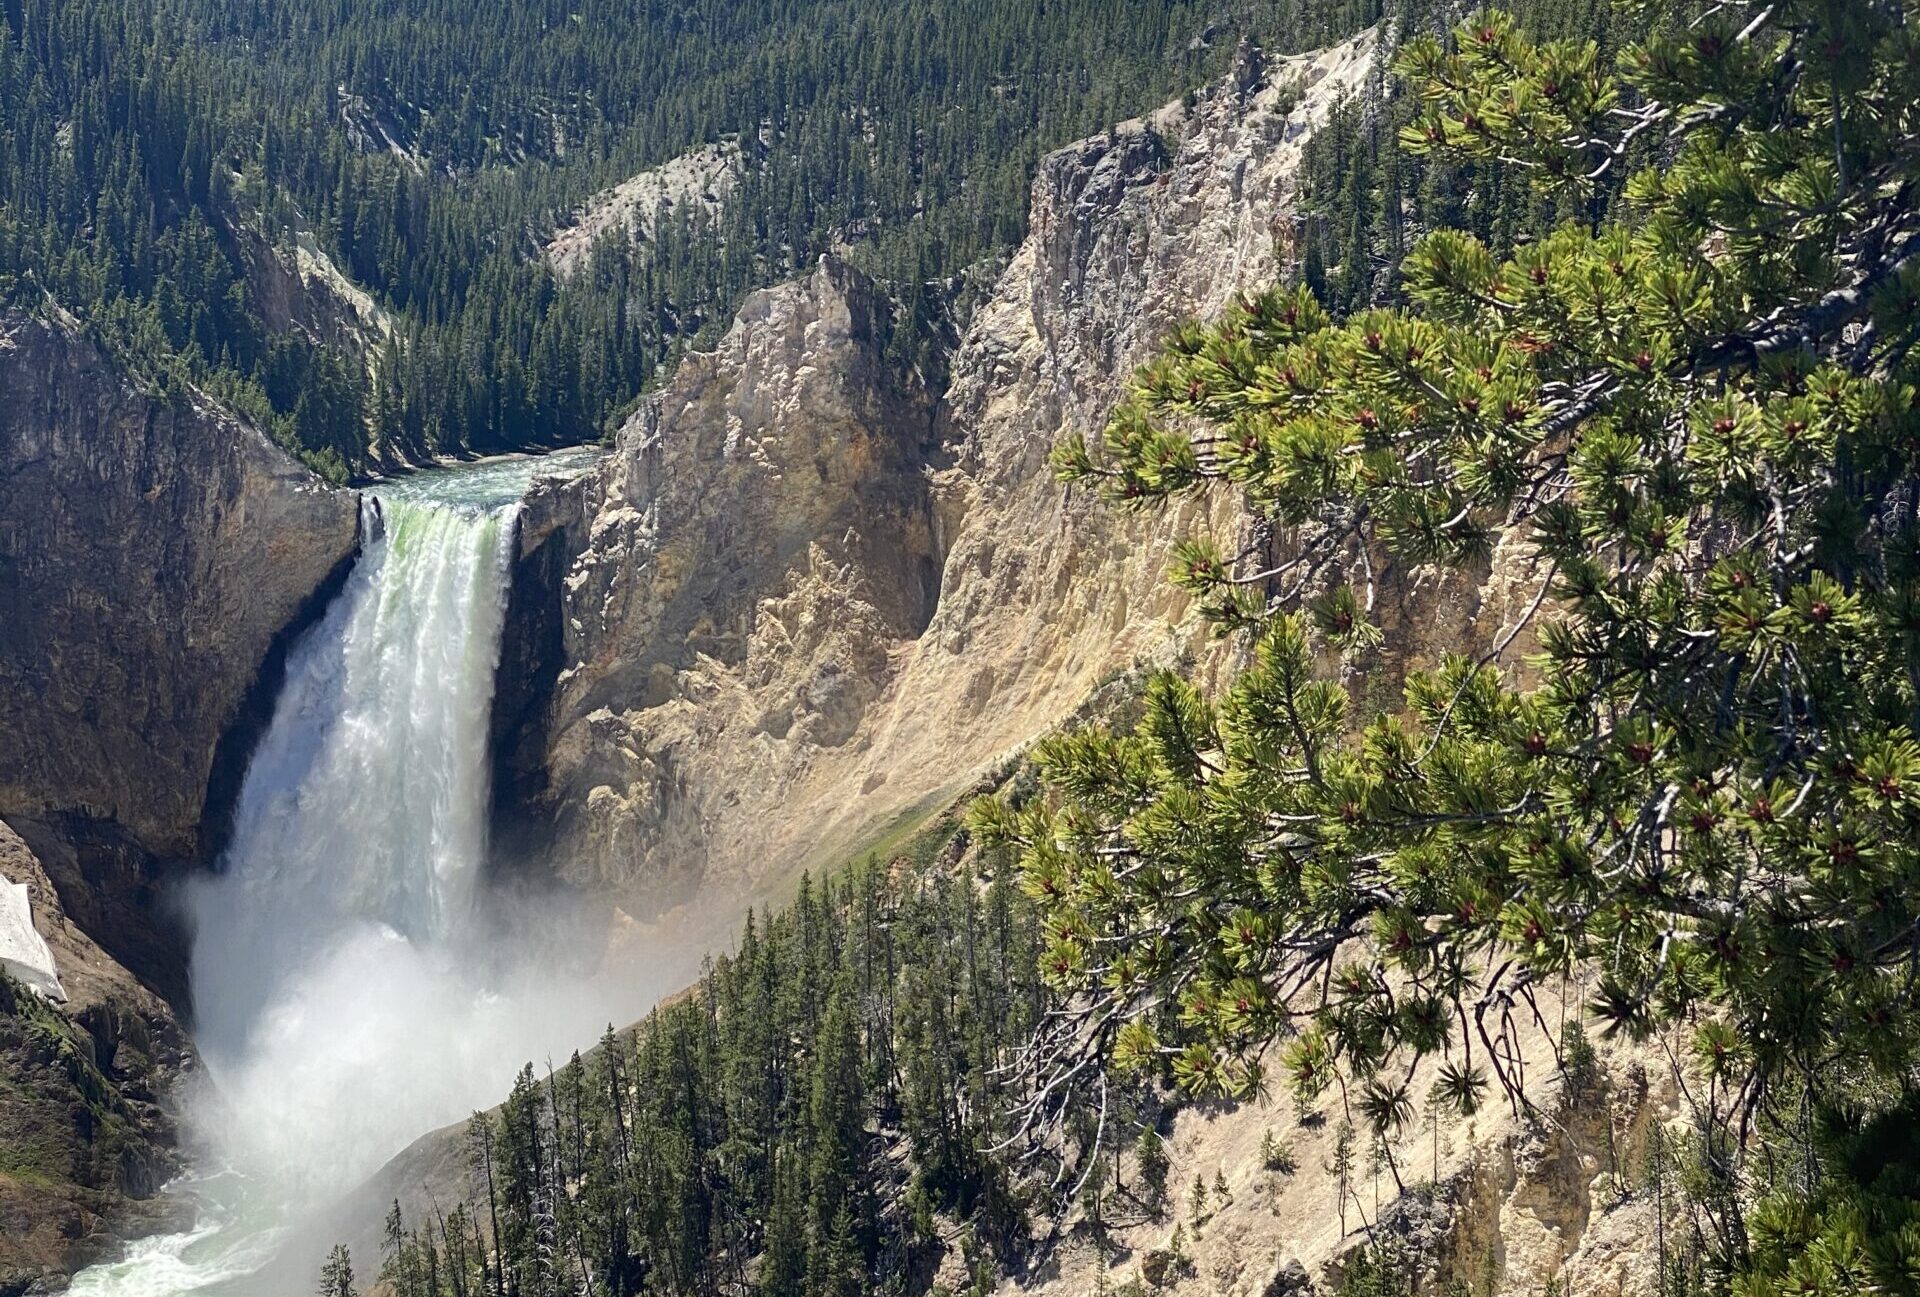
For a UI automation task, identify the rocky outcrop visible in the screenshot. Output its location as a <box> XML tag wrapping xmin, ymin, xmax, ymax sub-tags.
<box><xmin>496</xmin><ymin>255</ymin><xmax>938</xmax><ymax>907</ymax></box>
<box><xmin>236</xmin><ymin>222</ymin><xmax>396</xmax><ymax>363</ymax></box>
<box><xmin>498</xmin><ymin>33</ymin><xmax>1389</xmax><ymax>917</ymax></box>
<box><xmin>0</xmin><ymin>821</ymin><xmax>195</xmax><ymax>1293</ymax></box>
<box><xmin>1001</xmin><ymin>1020</ymin><xmax>1673</xmax><ymax>1297</ymax></box>
<box><xmin>544</xmin><ymin>142</ymin><xmax>742</xmax><ymax>277</ymax></box>
<box><xmin>0</xmin><ymin>311</ymin><xmax>360</xmax><ymax>1004</ymax></box>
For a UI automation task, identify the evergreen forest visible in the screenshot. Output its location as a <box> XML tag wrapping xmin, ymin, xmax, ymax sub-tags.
<box><xmin>360</xmin><ymin>839</ymin><xmax>1149</xmax><ymax>1297</ymax></box>
<box><xmin>0</xmin><ymin>0</ymin><xmax>1389</xmax><ymax>478</ymax></box>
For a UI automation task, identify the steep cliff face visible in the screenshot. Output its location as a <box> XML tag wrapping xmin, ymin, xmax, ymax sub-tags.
<box><xmin>0</xmin><ymin>821</ymin><xmax>195</xmax><ymax>1294</ymax></box>
<box><xmin>499</xmin><ymin>34</ymin><xmax>1385</xmax><ymax>914</ymax></box>
<box><xmin>994</xmin><ymin>1019</ymin><xmax>1671</xmax><ymax>1297</ymax></box>
<box><xmin>235</xmin><ymin>220</ymin><xmax>396</xmax><ymax>363</ymax></box>
<box><xmin>497</xmin><ymin>256</ymin><xmax>939</xmax><ymax>906</ymax></box>
<box><xmin>0</xmin><ymin>311</ymin><xmax>361</xmax><ymax>1002</ymax></box>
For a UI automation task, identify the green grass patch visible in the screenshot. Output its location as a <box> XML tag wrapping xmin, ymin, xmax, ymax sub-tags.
<box><xmin>767</xmin><ymin>779</ymin><xmax>972</xmax><ymax>907</ymax></box>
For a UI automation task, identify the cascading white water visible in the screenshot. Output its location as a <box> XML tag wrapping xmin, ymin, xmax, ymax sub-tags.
<box><xmin>70</xmin><ymin>450</ymin><xmax>632</xmax><ymax>1297</ymax></box>
<box><xmin>185</xmin><ymin>493</ymin><xmax>514</xmax><ymax>1183</ymax></box>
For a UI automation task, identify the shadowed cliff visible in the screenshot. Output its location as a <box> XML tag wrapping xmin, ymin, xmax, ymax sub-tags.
<box><xmin>0</xmin><ymin>310</ymin><xmax>360</xmax><ymax>1005</ymax></box>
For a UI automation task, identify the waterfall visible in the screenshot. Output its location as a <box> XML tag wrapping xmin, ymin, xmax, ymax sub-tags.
<box><xmin>70</xmin><ymin>450</ymin><xmax>635</xmax><ymax>1297</ymax></box>
<box><xmin>183</xmin><ymin>493</ymin><xmax>518</xmax><ymax>1192</ymax></box>
<box><xmin>190</xmin><ymin>496</ymin><xmax>512</xmax><ymax>1057</ymax></box>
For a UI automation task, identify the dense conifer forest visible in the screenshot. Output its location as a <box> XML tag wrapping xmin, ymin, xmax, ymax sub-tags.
<box><xmin>356</xmin><ymin>840</ymin><xmax>1152</xmax><ymax>1297</ymax></box>
<box><xmin>0</xmin><ymin>0</ymin><xmax>1390</xmax><ymax>477</ymax></box>
<box><xmin>1289</xmin><ymin>0</ymin><xmax>1638</xmax><ymax>313</ymax></box>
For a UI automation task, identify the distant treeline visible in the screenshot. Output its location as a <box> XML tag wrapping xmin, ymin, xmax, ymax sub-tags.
<box><xmin>0</xmin><ymin>0</ymin><xmax>1391</xmax><ymax>479</ymax></box>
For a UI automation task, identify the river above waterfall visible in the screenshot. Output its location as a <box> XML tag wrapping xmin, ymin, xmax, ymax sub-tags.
<box><xmin>70</xmin><ymin>445</ymin><xmax>611</xmax><ymax>1297</ymax></box>
<box><xmin>367</xmin><ymin>446</ymin><xmax>605</xmax><ymax>510</ymax></box>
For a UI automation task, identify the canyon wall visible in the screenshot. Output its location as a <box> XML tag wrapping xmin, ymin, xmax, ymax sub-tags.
<box><xmin>500</xmin><ymin>29</ymin><xmax>1541</xmax><ymax>916</ymax></box>
<box><xmin>0</xmin><ymin>311</ymin><xmax>360</xmax><ymax>1003</ymax></box>
<box><xmin>0</xmin><ymin>822</ymin><xmax>195</xmax><ymax>1293</ymax></box>
<box><xmin>500</xmin><ymin>33</ymin><xmax>1426</xmax><ymax>921</ymax></box>
<box><xmin>495</xmin><ymin>255</ymin><xmax>940</xmax><ymax>907</ymax></box>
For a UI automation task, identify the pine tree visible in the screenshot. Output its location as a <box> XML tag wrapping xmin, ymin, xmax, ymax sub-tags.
<box><xmin>1326</xmin><ymin>1121</ymin><xmax>1357</xmax><ymax>1238</ymax></box>
<box><xmin>803</xmin><ymin>975</ymin><xmax>873</xmax><ymax>1296</ymax></box>
<box><xmin>1260</xmin><ymin>1129</ymin><xmax>1294</xmax><ymax>1176</ymax></box>
<box><xmin>317</xmin><ymin>1244</ymin><xmax>357</xmax><ymax>1297</ymax></box>
<box><xmin>382</xmin><ymin>1201</ymin><xmax>416</xmax><ymax>1297</ymax></box>
<box><xmin>981</xmin><ymin>3</ymin><xmax>1920</xmax><ymax>1290</ymax></box>
<box><xmin>759</xmin><ymin>1151</ymin><xmax>809</xmax><ymax>1297</ymax></box>
<box><xmin>1135</xmin><ymin>1126</ymin><xmax>1170</xmax><ymax>1215</ymax></box>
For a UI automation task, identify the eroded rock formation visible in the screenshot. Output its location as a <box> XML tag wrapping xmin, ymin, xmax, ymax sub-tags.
<box><xmin>1001</xmin><ymin>1020</ymin><xmax>1672</xmax><ymax>1297</ymax></box>
<box><xmin>544</xmin><ymin>142</ymin><xmax>742</xmax><ymax>278</ymax></box>
<box><xmin>497</xmin><ymin>34</ymin><xmax>1392</xmax><ymax>919</ymax></box>
<box><xmin>496</xmin><ymin>255</ymin><xmax>939</xmax><ymax>907</ymax></box>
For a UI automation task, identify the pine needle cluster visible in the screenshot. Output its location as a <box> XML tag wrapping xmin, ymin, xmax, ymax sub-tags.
<box><xmin>977</xmin><ymin>5</ymin><xmax>1920</xmax><ymax>1289</ymax></box>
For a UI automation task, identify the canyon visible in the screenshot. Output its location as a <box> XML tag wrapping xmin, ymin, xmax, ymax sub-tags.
<box><xmin>495</xmin><ymin>35</ymin><xmax>1392</xmax><ymax>918</ymax></box>
<box><xmin>1</xmin><ymin>25</ymin><xmax>1660</xmax><ymax>1297</ymax></box>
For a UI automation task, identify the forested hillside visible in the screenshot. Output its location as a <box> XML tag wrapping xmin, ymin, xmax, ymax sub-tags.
<box><xmin>1290</xmin><ymin>0</ymin><xmax>1640</xmax><ymax>312</ymax></box>
<box><xmin>354</xmin><ymin>836</ymin><xmax>1149</xmax><ymax>1297</ymax></box>
<box><xmin>0</xmin><ymin>0</ymin><xmax>1388</xmax><ymax>477</ymax></box>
